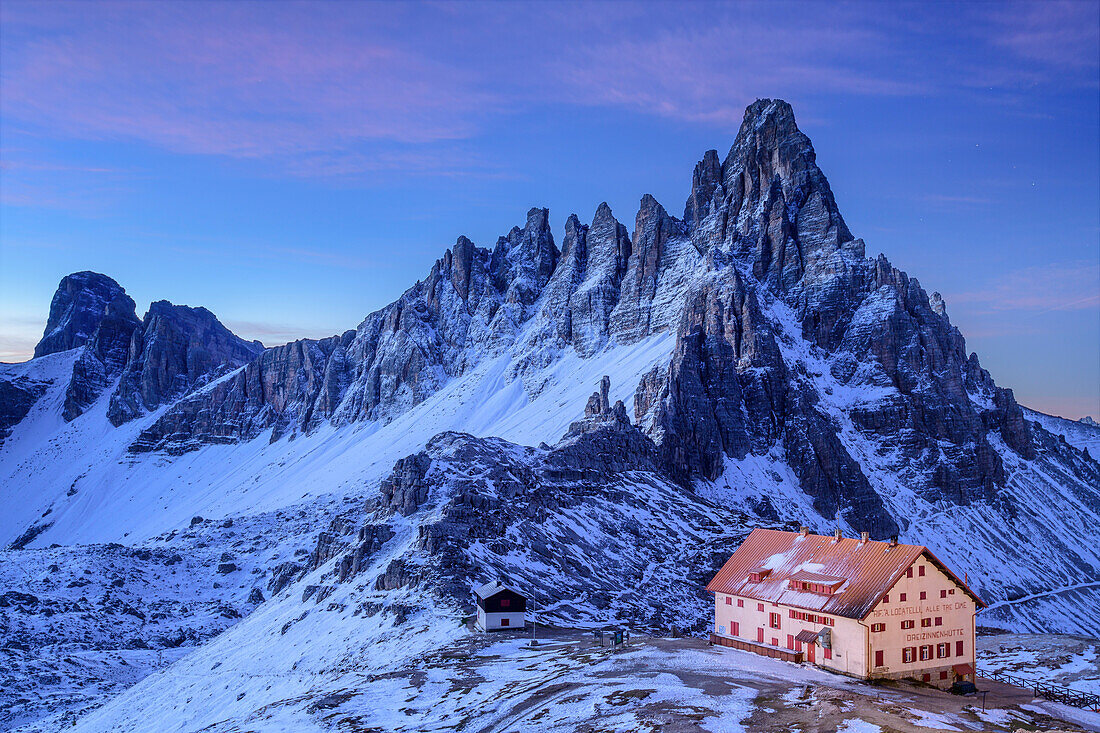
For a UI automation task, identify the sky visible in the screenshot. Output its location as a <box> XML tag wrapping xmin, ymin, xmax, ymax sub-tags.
<box><xmin>0</xmin><ymin>1</ymin><xmax>1097</xmax><ymax>419</ymax></box>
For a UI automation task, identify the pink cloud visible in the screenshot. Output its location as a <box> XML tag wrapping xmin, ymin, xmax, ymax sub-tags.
<box><xmin>1</xmin><ymin>2</ymin><xmax>497</xmax><ymax>158</ymax></box>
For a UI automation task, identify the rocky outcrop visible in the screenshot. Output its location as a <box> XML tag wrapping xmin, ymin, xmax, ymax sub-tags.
<box><xmin>379</xmin><ymin>452</ymin><xmax>432</xmax><ymax>516</ymax></box>
<box><xmin>129</xmin><ymin>332</ymin><xmax>355</xmax><ymax>452</ymax></box>
<box><xmin>34</xmin><ymin>272</ymin><xmax>137</xmax><ymax>358</ymax></box>
<box><xmin>609</xmin><ymin>195</ymin><xmax>687</xmax><ymax>342</ymax></box>
<box><xmin>58</xmin><ymin>278</ymin><xmax>142</xmax><ymax>421</ymax></box>
<box><xmin>0</xmin><ymin>377</ymin><xmax>46</xmax><ymax>446</ymax></box>
<box><xmin>108</xmin><ymin>301</ymin><xmax>261</xmax><ymax>425</ymax></box>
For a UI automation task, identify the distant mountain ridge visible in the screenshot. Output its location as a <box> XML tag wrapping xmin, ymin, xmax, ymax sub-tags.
<box><xmin>1</xmin><ymin>98</ymin><xmax>1098</xmax><ymax>732</ymax></box>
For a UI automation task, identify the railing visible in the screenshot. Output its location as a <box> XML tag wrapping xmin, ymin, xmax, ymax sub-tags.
<box><xmin>979</xmin><ymin>668</ymin><xmax>1100</xmax><ymax>711</ymax></box>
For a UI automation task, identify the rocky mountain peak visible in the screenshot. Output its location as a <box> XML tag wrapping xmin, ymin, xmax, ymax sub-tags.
<box><xmin>107</xmin><ymin>301</ymin><xmax>263</xmax><ymax>426</ymax></box>
<box><xmin>34</xmin><ymin>272</ymin><xmax>139</xmax><ymax>358</ymax></box>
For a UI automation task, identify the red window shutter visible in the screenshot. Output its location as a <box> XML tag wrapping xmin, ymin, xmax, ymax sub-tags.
<box><xmin>940</xmin><ymin>589</ymin><xmax>947</xmax><ymax>599</ymax></box>
<box><xmin>875</xmin><ymin>650</ymin><xmax>884</xmax><ymax>667</ymax></box>
<box><xmin>920</xmin><ymin>591</ymin><xmax>927</xmax><ymax>600</ymax></box>
<box><xmin>824</xmin><ymin>648</ymin><xmax>832</xmax><ymax>660</ymax></box>
<box><xmin>919</xmin><ymin>565</ymin><xmax>925</xmax><ymax>577</ymax></box>
<box><xmin>500</xmin><ymin>598</ymin><xmax>510</xmax><ymax>608</ymax></box>
<box><xmin>771</xmin><ymin>637</ymin><xmax>778</xmax><ymax>647</ymax></box>
<box><xmin>757</xmin><ymin>603</ymin><xmax>764</xmax><ymax>612</ymax></box>
<box><xmin>883</xmin><ymin>594</ymin><xmax>889</xmax><ymax>604</ymax></box>
<box><xmin>900</xmin><ymin>593</ymin><xmax>907</xmax><ymax>602</ymax></box>
<box><xmin>732</xmin><ymin>622</ymin><xmax>739</xmax><ymax>636</ymax></box>
<box><xmin>935</xmin><ymin>617</ymin><xmax>942</xmax><ymax>626</ymax></box>
<box><xmin>725</xmin><ymin>596</ymin><xmax>732</xmax><ymax>605</ymax></box>
<box><xmin>787</xmin><ymin>634</ymin><xmax>794</xmax><ymax>649</ymax></box>
<box><xmin>906</xmin><ymin>568</ymin><xmax>913</xmax><ymax>578</ymax></box>
<box><xmin>940</xmin><ymin>671</ymin><xmax>948</xmax><ymax>680</ymax></box>
<box><xmin>757</xmin><ymin>628</ymin><xmax>764</xmax><ymax>643</ymax></box>
<box><xmin>737</xmin><ymin>599</ymin><xmax>744</xmax><ymax>608</ymax></box>
<box><xmin>956</xmin><ymin>640</ymin><xmax>964</xmax><ymax>656</ymax></box>
<box><xmin>922</xmin><ymin>673</ymin><xmax>930</xmax><ymax>682</ymax></box>
<box><xmin>500</xmin><ymin>618</ymin><xmax>509</xmax><ymax>627</ymax></box>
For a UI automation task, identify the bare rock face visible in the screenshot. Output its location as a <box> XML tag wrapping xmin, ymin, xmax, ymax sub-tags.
<box><xmin>568</xmin><ymin>203</ymin><xmax>632</xmax><ymax>355</ymax></box>
<box><xmin>0</xmin><ymin>378</ymin><xmax>47</xmax><ymax>446</ymax></box>
<box><xmin>129</xmin><ymin>332</ymin><xmax>355</xmax><ymax>452</ymax></box>
<box><xmin>34</xmin><ymin>272</ymin><xmax>138</xmax><ymax>358</ymax></box>
<box><xmin>46</xmin><ymin>275</ymin><xmax>143</xmax><ymax>421</ymax></box>
<box><xmin>380</xmin><ymin>452</ymin><xmax>432</xmax><ymax>516</ymax></box>
<box><xmin>108</xmin><ymin>301</ymin><xmax>262</xmax><ymax>425</ymax></box>
<box><xmin>608</xmin><ymin>194</ymin><xmax>686</xmax><ymax>342</ymax></box>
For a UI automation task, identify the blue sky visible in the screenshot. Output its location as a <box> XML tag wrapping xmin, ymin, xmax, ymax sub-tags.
<box><xmin>1</xmin><ymin>1</ymin><xmax>1097</xmax><ymax>418</ymax></box>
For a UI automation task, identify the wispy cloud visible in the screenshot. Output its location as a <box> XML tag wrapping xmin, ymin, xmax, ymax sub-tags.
<box><xmin>0</xmin><ymin>2</ymin><xmax>498</xmax><ymax>162</ymax></box>
<box><xmin>947</xmin><ymin>260</ymin><xmax>1100</xmax><ymax>313</ymax></box>
<box><xmin>2</xmin><ymin>0</ymin><xmax>1094</xmax><ymax>186</ymax></box>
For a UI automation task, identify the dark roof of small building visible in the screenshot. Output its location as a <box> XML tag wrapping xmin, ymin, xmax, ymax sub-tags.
<box><xmin>473</xmin><ymin>581</ymin><xmax>525</xmax><ymax>600</ymax></box>
<box><xmin>706</xmin><ymin>528</ymin><xmax>985</xmax><ymax>620</ymax></box>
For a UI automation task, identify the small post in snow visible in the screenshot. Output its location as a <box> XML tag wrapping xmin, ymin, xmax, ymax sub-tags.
<box><xmin>530</xmin><ymin>590</ymin><xmax>538</xmax><ymax>646</ymax></box>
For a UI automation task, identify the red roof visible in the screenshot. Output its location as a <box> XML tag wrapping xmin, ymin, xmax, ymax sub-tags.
<box><xmin>706</xmin><ymin>528</ymin><xmax>985</xmax><ymax>620</ymax></box>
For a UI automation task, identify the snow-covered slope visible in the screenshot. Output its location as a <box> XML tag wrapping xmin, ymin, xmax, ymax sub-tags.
<box><xmin>1024</xmin><ymin>407</ymin><xmax>1100</xmax><ymax>457</ymax></box>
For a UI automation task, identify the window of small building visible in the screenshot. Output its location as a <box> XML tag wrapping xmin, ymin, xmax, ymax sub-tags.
<box><xmin>919</xmin><ymin>565</ymin><xmax>925</xmax><ymax>577</ymax></box>
<box><xmin>871</xmin><ymin>622</ymin><xmax>885</xmax><ymax>632</ymax></box>
<box><xmin>949</xmin><ymin>588</ymin><xmax>955</xmax><ymax>595</ymax></box>
<box><xmin>757</xmin><ymin>603</ymin><xmax>764</xmax><ymax>612</ymax></box>
<box><xmin>883</xmin><ymin>594</ymin><xmax>890</xmax><ymax>604</ymax></box>
<box><xmin>500</xmin><ymin>598</ymin><xmax>511</xmax><ymax>608</ymax></box>
<box><xmin>937</xmin><ymin>642</ymin><xmax>948</xmax><ymax>658</ymax></box>
<box><xmin>787</xmin><ymin>634</ymin><xmax>794</xmax><ymax>649</ymax></box>
<box><xmin>732</xmin><ymin>621</ymin><xmax>740</xmax><ymax>636</ymax></box>
<box><xmin>901</xmin><ymin>620</ymin><xmax>914</xmax><ymax>629</ymax></box>
<box><xmin>903</xmin><ymin>647</ymin><xmax>915</xmax><ymax>663</ymax></box>
<box><xmin>920</xmin><ymin>645</ymin><xmax>932</xmax><ymax>661</ymax></box>
<box><xmin>921</xmin><ymin>618</ymin><xmax>931</xmax><ymax>628</ymax></box>
<box><xmin>900</xmin><ymin>593</ymin><xmax>907</xmax><ymax>602</ymax></box>
<box><xmin>940</xmin><ymin>589</ymin><xmax>947</xmax><ymax>599</ymax></box>
<box><xmin>725</xmin><ymin>596</ymin><xmax>732</xmax><ymax>605</ymax></box>
<box><xmin>922</xmin><ymin>673</ymin><xmax>930</xmax><ymax>682</ymax></box>
<box><xmin>940</xmin><ymin>671</ymin><xmax>949</xmax><ymax>680</ymax></box>
<box><xmin>501</xmin><ymin>618</ymin><xmax>510</xmax><ymax>627</ymax></box>
<box><xmin>771</xmin><ymin>637</ymin><xmax>778</xmax><ymax>647</ymax></box>
<box><xmin>920</xmin><ymin>591</ymin><xmax>927</xmax><ymax>600</ymax></box>
<box><xmin>906</xmin><ymin>568</ymin><xmax>913</xmax><ymax>578</ymax></box>
<box><xmin>769</xmin><ymin>612</ymin><xmax>781</xmax><ymax>629</ymax></box>
<box><xmin>934</xmin><ymin>617</ymin><xmax>942</xmax><ymax>626</ymax></box>
<box><xmin>737</xmin><ymin>598</ymin><xmax>744</xmax><ymax>607</ymax></box>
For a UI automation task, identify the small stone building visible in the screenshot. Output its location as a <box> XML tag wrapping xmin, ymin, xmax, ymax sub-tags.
<box><xmin>474</xmin><ymin>581</ymin><xmax>527</xmax><ymax>631</ymax></box>
<box><xmin>707</xmin><ymin>527</ymin><xmax>985</xmax><ymax>688</ymax></box>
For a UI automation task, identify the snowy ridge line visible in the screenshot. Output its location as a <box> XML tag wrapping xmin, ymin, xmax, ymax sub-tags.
<box><xmin>982</xmin><ymin>581</ymin><xmax>1100</xmax><ymax>613</ymax></box>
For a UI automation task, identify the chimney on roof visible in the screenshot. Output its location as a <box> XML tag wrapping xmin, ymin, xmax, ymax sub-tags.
<box><xmin>889</xmin><ymin>535</ymin><xmax>898</xmax><ymax>547</ymax></box>
<box><xmin>860</xmin><ymin>531</ymin><xmax>869</xmax><ymax>544</ymax></box>
<box><xmin>833</xmin><ymin>528</ymin><xmax>842</xmax><ymax>541</ymax></box>
<box><xmin>799</xmin><ymin>526</ymin><xmax>809</xmax><ymax>537</ymax></box>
